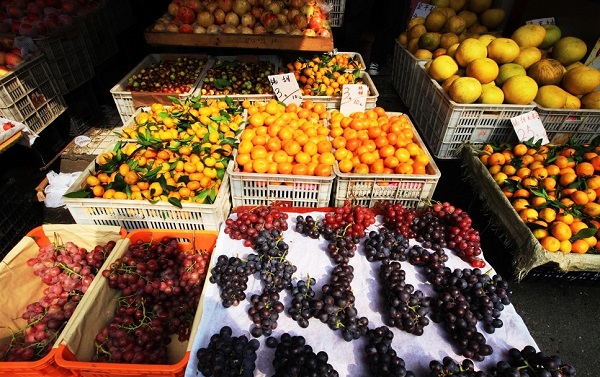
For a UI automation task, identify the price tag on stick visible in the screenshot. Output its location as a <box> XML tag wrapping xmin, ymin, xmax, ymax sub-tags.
<box><xmin>340</xmin><ymin>84</ymin><xmax>368</xmax><ymax>116</ymax></box>
<box><xmin>268</xmin><ymin>73</ymin><xmax>303</xmax><ymax>106</ymax></box>
<box><xmin>510</xmin><ymin>110</ymin><xmax>550</xmax><ymax>145</ymax></box>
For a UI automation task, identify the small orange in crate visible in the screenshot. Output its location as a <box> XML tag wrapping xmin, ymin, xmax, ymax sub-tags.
<box><xmin>55</xmin><ymin>229</ymin><xmax>218</xmax><ymax>377</ymax></box>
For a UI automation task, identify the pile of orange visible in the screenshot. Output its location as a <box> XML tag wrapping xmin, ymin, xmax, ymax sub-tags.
<box><xmin>479</xmin><ymin>142</ymin><xmax>600</xmax><ymax>254</ymax></box>
<box><xmin>329</xmin><ymin>108</ymin><xmax>431</xmax><ymax>175</ymax></box>
<box><xmin>281</xmin><ymin>53</ymin><xmax>368</xmax><ymax>97</ymax></box>
<box><xmin>236</xmin><ymin>99</ymin><xmax>334</xmax><ymax>177</ymax></box>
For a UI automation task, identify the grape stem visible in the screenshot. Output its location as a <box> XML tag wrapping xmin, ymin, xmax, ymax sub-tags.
<box><xmin>56</xmin><ymin>262</ymin><xmax>84</xmax><ymax>278</ymax></box>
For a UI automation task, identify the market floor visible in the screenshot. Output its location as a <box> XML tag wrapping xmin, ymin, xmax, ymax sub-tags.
<box><xmin>5</xmin><ymin>57</ymin><xmax>599</xmax><ymax>377</ymax></box>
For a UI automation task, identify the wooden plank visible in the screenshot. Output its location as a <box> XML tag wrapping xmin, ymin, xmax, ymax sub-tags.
<box><xmin>144</xmin><ymin>31</ymin><xmax>334</xmax><ymax>52</ymax></box>
<box><xmin>0</xmin><ymin>131</ymin><xmax>23</xmax><ymax>155</ymax></box>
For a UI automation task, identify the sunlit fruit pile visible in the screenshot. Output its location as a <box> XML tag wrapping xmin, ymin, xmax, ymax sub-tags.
<box><xmin>280</xmin><ymin>53</ymin><xmax>368</xmax><ymax>96</ymax></box>
<box><xmin>235</xmin><ymin>99</ymin><xmax>333</xmax><ymax>176</ymax></box>
<box><xmin>330</xmin><ymin>108</ymin><xmax>431</xmax><ymax>175</ymax></box>
<box><xmin>70</xmin><ymin>98</ymin><xmax>243</xmax><ymax>206</ymax></box>
<box><xmin>198</xmin><ymin>59</ymin><xmax>276</xmax><ymax>96</ymax></box>
<box><xmin>124</xmin><ymin>57</ymin><xmax>207</xmax><ymax>94</ymax></box>
<box><xmin>479</xmin><ymin>140</ymin><xmax>600</xmax><ymax>254</ymax></box>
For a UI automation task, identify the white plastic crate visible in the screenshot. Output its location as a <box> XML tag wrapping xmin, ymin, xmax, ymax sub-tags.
<box><xmin>195</xmin><ymin>55</ymin><xmax>280</xmax><ymax>104</ymax></box>
<box><xmin>63</xmin><ymin>159</ymin><xmax>231</xmax><ymax>232</ymax></box>
<box><xmin>303</xmin><ymin>71</ymin><xmax>379</xmax><ymax>109</ymax></box>
<box><xmin>412</xmin><ymin>62</ymin><xmax>534</xmax><ymax>159</ymax></box>
<box><xmin>332</xmin><ymin>112</ymin><xmax>441</xmax><ymax>208</ymax></box>
<box><xmin>534</xmin><ymin>103</ymin><xmax>600</xmax><ymax>145</ymax></box>
<box><xmin>325</xmin><ymin>0</ymin><xmax>346</xmax><ymax>27</ymax></box>
<box><xmin>392</xmin><ymin>41</ymin><xmax>427</xmax><ymax>111</ymax></box>
<box><xmin>227</xmin><ymin>160</ymin><xmax>335</xmax><ymax>208</ymax></box>
<box><xmin>110</xmin><ymin>54</ymin><xmax>209</xmax><ymax>124</ymax></box>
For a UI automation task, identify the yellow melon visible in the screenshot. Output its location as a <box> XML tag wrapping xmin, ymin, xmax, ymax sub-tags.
<box><xmin>443</xmin><ymin>15</ymin><xmax>467</xmax><ymax>34</ymax></box>
<box><xmin>511</xmin><ymin>24</ymin><xmax>546</xmax><ymax>48</ymax></box>
<box><xmin>513</xmin><ymin>47</ymin><xmax>542</xmax><ymax>69</ymax></box>
<box><xmin>455</xmin><ymin>38</ymin><xmax>487</xmax><ymax>67</ymax></box>
<box><xmin>539</xmin><ymin>24</ymin><xmax>561</xmax><ymax>50</ymax></box>
<box><xmin>564</xmin><ymin>92</ymin><xmax>581</xmax><ymax>109</ymax></box>
<box><xmin>479</xmin><ymin>8</ymin><xmax>505</xmax><ymax>30</ymax></box>
<box><xmin>419</xmin><ymin>32</ymin><xmax>442</xmax><ymax>51</ymax></box>
<box><xmin>457</xmin><ymin>10</ymin><xmax>477</xmax><ymax>27</ymax></box>
<box><xmin>561</xmin><ymin>66</ymin><xmax>600</xmax><ymax>96</ymax></box>
<box><xmin>478</xmin><ymin>85</ymin><xmax>504</xmax><ymax>104</ymax></box>
<box><xmin>534</xmin><ymin>85</ymin><xmax>568</xmax><ymax>109</ymax></box>
<box><xmin>487</xmin><ymin>37</ymin><xmax>520</xmax><ymax>64</ymax></box>
<box><xmin>467</xmin><ymin>0</ymin><xmax>492</xmax><ymax>14</ymax></box>
<box><xmin>449</xmin><ymin>76</ymin><xmax>483</xmax><ymax>103</ymax></box>
<box><xmin>441</xmin><ymin>33</ymin><xmax>460</xmax><ymax>49</ymax></box>
<box><xmin>527</xmin><ymin>59</ymin><xmax>566</xmax><ymax>86</ymax></box>
<box><xmin>495</xmin><ymin>63</ymin><xmax>526</xmax><ymax>86</ymax></box>
<box><xmin>552</xmin><ymin>37</ymin><xmax>588</xmax><ymax>66</ymax></box>
<box><xmin>466</xmin><ymin>57</ymin><xmax>499</xmax><ymax>84</ymax></box>
<box><xmin>502</xmin><ymin>75</ymin><xmax>538</xmax><ymax>104</ymax></box>
<box><xmin>581</xmin><ymin>90</ymin><xmax>600</xmax><ymax>109</ymax></box>
<box><xmin>429</xmin><ymin>55</ymin><xmax>460</xmax><ymax>82</ymax></box>
<box><xmin>441</xmin><ymin>74</ymin><xmax>461</xmax><ymax>92</ymax></box>
<box><xmin>425</xmin><ymin>10</ymin><xmax>447</xmax><ymax>32</ymax></box>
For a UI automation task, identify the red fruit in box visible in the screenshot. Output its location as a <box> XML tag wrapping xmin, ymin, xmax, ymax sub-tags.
<box><xmin>167</xmin><ymin>2</ymin><xmax>179</xmax><ymax>17</ymax></box>
<box><xmin>10</xmin><ymin>47</ymin><xmax>22</xmax><ymax>57</ymax></box>
<box><xmin>19</xmin><ymin>22</ymin><xmax>38</xmax><ymax>37</ymax></box>
<box><xmin>6</xmin><ymin>5</ymin><xmax>23</xmax><ymax>19</ymax></box>
<box><xmin>175</xmin><ymin>6</ymin><xmax>195</xmax><ymax>24</ymax></box>
<box><xmin>5</xmin><ymin>52</ymin><xmax>23</xmax><ymax>67</ymax></box>
<box><xmin>185</xmin><ymin>0</ymin><xmax>202</xmax><ymax>12</ymax></box>
<box><xmin>179</xmin><ymin>23</ymin><xmax>193</xmax><ymax>33</ymax></box>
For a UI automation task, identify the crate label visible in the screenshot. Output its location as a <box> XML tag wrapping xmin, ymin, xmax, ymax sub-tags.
<box><xmin>511</xmin><ymin>110</ymin><xmax>550</xmax><ymax>144</ymax></box>
<box><xmin>340</xmin><ymin>84</ymin><xmax>368</xmax><ymax>116</ymax></box>
<box><xmin>526</xmin><ymin>17</ymin><xmax>555</xmax><ymax>25</ymax></box>
<box><xmin>411</xmin><ymin>2</ymin><xmax>436</xmax><ymax>18</ymax></box>
<box><xmin>471</xmin><ymin>128</ymin><xmax>494</xmax><ymax>143</ymax></box>
<box><xmin>268</xmin><ymin>73</ymin><xmax>302</xmax><ymax>106</ymax></box>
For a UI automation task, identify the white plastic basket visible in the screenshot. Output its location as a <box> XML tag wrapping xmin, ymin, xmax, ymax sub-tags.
<box><xmin>227</xmin><ymin>160</ymin><xmax>335</xmax><ymax>208</ymax></box>
<box><xmin>303</xmin><ymin>71</ymin><xmax>379</xmax><ymax>109</ymax></box>
<box><xmin>332</xmin><ymin>112</ymin><xmax>441</xmax><ymax>208</ymax></box>
<box><xmin>325</xmin><ymin>0</ymin><xmax>346</xmax><ymax>27</ymax></box>
<box><xmin>412</xmin><ymin>62</ymin><xmax>535</xmax><ymax>159</ymax></box>
<box><xmin>534</xmin><ymin>103</ymin><xmax>600</xmax><ymax>145</ymax></box>
<box><xmin>110</xmin><ymin>54</ymin><xmax>209</xmax><ymax>124</ymax></box>
<box><xmin>63</xmin><ymin>159</ymin><xmax>231</xmax><ymax>232</ymax></box>
<box><xmin>392</xmin><ymin>41</ymin><xmax>427</xmax><ymax>111</ymax></box>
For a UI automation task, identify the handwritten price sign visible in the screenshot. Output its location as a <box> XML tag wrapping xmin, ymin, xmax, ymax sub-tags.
<box><xmin>511</xmin><ymin>110</ymin><xmax>550</xmax><ymax>145</ymax></box>
<box><xmin>268</xmin><ymin>73</ymin><xmax>302</xmax><ymax>106</ymax></box>
<box><xmin>340</xmin><ymin>84</ymin><xmax>367</xmax><ymax>116</ymax></box>
<box><xmin>526</xmin><ymin>17</ymin><xmax>556</xmax><ymax>25</ymax></box>
<box><xmin>411</xmin><ymin>2</ymin><xmax>436</xmax><ymax>18</ymax></box>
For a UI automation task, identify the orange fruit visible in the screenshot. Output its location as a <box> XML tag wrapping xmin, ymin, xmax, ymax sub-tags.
<box><xmin>319</xmin><ymin>152</ymin><xmax>336</xmax><ymax>166</ymax></box>
<box><xmin>488</xmin><ymin>152</ymin><xmax>506</xmax><ymax>165</ymax></box>
<box><xmin>559</xmin><ymin>172</ymin><xmax>578</xmax><ymax>187</ymax></box>
<box><xmin>396</xmin><ymin>163</ymin><xmax>413</xmax><ymax>174</ymax></box>
<box><xmin>540</xmin><ymin>236</ymin><xmax>560</xmax><ymax>252</ymax></box>
<box><xmin>317</xmin><ymin>140</ymin><xmax>333</xmax><ymax>154</ymax></box>
<box><xmin>353</xmin><ymin>163</ymin><xmax>370</xmax><ymax>174</ymax></box>
<box><xmin>251</xmin><ymin>145</ymin><xmax>268</xmax><ymax>160</ymax></box>
<box><xmin>570</xmin><ymin>190</ymin><xmax>589</xmax><ymax>205</ymax></box>
<box><xmin>314</xmin><ymin>163</ymin><xmax>332</xmax><ymax>177</ymax></box>
<box><xmin>550</xmin><ymin>221</ymin><xmax>573</xmax><ymax>241</ymax></box>
<box><xmin>538</xmin><ymin>207</ymin><xmax>557</xmax><ymax>223</ymax></box>
<box><xmin>412</xmin><ymin>161</ymin><xmax>426</xmax><ymax>174</ymax></box>
<box><xmin>277</xmin><ymin>161</ymin><xmax>293</xmax><ymax>174</ymax></box>
<box><xmin>576</xmin><ymin>162</ymin><xmax>595</xmax><ymax>177</ymax></box>
<box><xmin>571</xmin><ymin>239</ymin><xmax>590</xmax><ymax>254</ymax></box>
<box><xmin>513</xmin><ymin>143</ymin><xmax>528</xmax><ymax>156</ymax></box>
<box><xmin>370</xmin><ymin>159</ymin><xmax>385</xmax><ymax>174</ymax></box>
<box><xmin>292</xmin><ymin>163</ymin><xmax>308</xmax><ymax>175</ymax></box>
<box><xmin>589</xmin><ymin>155</ymin><xmax>600</xmax><ymax>171</ymax></box>
<box><xmin>338</xmin><ymin>159</ymin><xmax>353</xmax><ymax>173</ymax></box>
<box><xmin>587</xmin><ymin>175</ymin><xmax>600</xmax><ymax>190</ymax></box>
<box><xmin>384</xmin><ymin>156</ymin><xmax>400</xmax><ymax>169</ymax></box>
<box><xmin>519</xmin><ymin>208</ymin><xmax>538</xmax><ymax>222</ymax></box>
<box><xmin>283</xmin><ymin>140</ymin><xmax>301</xmax><ymax>156</ymax></box>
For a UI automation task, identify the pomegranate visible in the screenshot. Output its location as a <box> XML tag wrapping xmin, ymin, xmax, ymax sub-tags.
<box><xmin>260</xmin><ymin>11</ymin><xmax>278</xmax><ymax>32</ymax></box>
<box><xmin>308</xmin><ymin>14</ymin><xmax>321</xmax><ymax>30</ymax></box>
<box><xmin>300</xmin><ymin>3</ymin><xmax>314</xmax><ymax>16</ymax></box>
<box><xmin>302</xmin><ymin>28</ymin><xmax>315</xmax><ymax>36</ymax></box>
<box><xmin>222</xmin><ymin>24</ymin><xmax>237</xmax><ymax>33</ymax></box>
<box><xmin>61</xmin><ymin>0</ymin><xmax>78</xmax><ymax>14</ymax></box>
<box><xmin>193</xmin><ymin>24</ymin><xmax>206</xmax><ymax>33</ymax></box>
<box><xmin>291</xmin><ymin>13</ymin><xmax>306</xmax><ymax>29</ymax></box>
<box><xmin>27</xmin><ymin>3</ymin><xmax>41</xmax><ymax>13</ymax></box>
<box><xmin>175</xmin><ymin>6</ymin><xmax>195</xmax><ymax>24</ymax></box>
<box><xmin>165</xmin><ymin>23</ymin><xmax>179</xmax><ymax>32</ymax></box>
<box><xmin>251</xmin><ymin>6</ymin><xmax>262</xmax><ymax>19</ymax></box>
<box><xmin>289</xmin><ymin>28</ymin><xmax>302</xmax><ymax>35</ymax></box>
<box><xmin>247</xmin><ymin>0</ymin><xmax>257</xmax><ymax>5</ymax></box>
<box><xmin>224</xmin><ymin>12</ymin><xmax>239</xmax><ymax>26</ymax></box>
<box><xmin>152</xmin><ymin>22</ymin><xmax>166</xmax><ymax>31</ymax></box>
<box><xmin>196</xmin><ymin>10</ymin><xmax>214</xmax><ymax>28</ymax></box>
<box><xmin>287</xmin><ymin>8</ymin><xmax>299</xmax><ymax>21</ymax></box>
<box><xmin>241</xmin><ymin>13</ymin><xmax>255</xmax><ymax>27</ymax></box>
<box><xmin>290</xmin><ymin>0</ymin><xmax>303</xmax><ymax>8</ymax></box>
<box><xmin>213</xmin><ymin>8</ymin><xmax>226</xmax><ymax>25</ymax></box>
<box><xmin>240</xmin><ymin>25</ymin><xmax>253</xmax><ymax>34</ymax></box>
<box><xmin>184</xmin><ymin>0</ymin><xmax>201</xmax><ymax>12</ymax></box>
<box><xmin>179</xmin><ymin>23</ymin><xmax>193</xmax><ymax>33</ymax></box>
<box><xmin>276</xmin><ymin>13</ymin><xmax>287</xmax><ymax>26</ymax></box>
<box><xmin>218</xmin><ymin>0</ymin><xmax>233</xmax><ymax>13</ymax></box>
<box><xmin>273</xmin><ymin>27</ymin><xmax>286</xmax><ymax>34</ymax></box>
<box><xmin>6</xmin><ymin>5</ymin><xmax>23</xmax><ymax>19</ymax></box>
<box><xmin>167</xmin><ymin>2</ymin><xmax>179</xmax><ymax>17</ymax></box>
<box><xmin>266</xmin><ymin>1</ymin><xmax>281</xmax><ymax>14</ymax></box>
<box><xmin>232</xmin><ymin>0</ymin><xmax>250</xmax><ymax>17</ymax></box>
<box><xmin>32</xmin><ymin>20</ymin><xmax>46</xmax><ymax>34</ymax></box>
<box><xmin>206</xmin><ymin>24</ymin><xmax>221</xmax><ymax>34</ymax></box>
<box><xmin>253</xmin><ymin>24</ymin><xmax>267</xmax><ymax>34</ymax></box>
<box><xmin>27</xmin><ymin>11</ymin><xmax>42</xmax><ymax>21</ymax></box>
<box><xmin>205</xmin><ymin>2</ymin><xmax>218</xmax><ymax>12</ymax></box>
<box><xmin>318</xmin><ymin>28</ymin><xmax>330</xmax><ymax>37</ymax></box>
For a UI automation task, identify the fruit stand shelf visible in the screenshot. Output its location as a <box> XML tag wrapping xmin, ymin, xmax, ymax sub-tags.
<box><xmin>0</xmin><ymin>130</ymin><xmax>22</xmax><ymax>155</ymax></box>
<box><xmin>144</xmin><ymin>31</ymin><xmax>334</xmax><ymax>52</ymax></box>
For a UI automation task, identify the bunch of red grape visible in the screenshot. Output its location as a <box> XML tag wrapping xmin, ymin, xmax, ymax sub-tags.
<box><xmin>223</xmin><ymin>206</ymin><xmax>289</xmax><ymax>248</ymax></box>
<box><xmin>95</xmin><ymin>237</ymin><xmax>211</xmax><ymax>363</ymax></box>
<box><xmin>382</xmin><ymin>203</ymin><xmax>419</xmax><ymax>239</ymax></box>
<box><xmin>0</xmin><ymin>240</ymin><xmax>116</xmax><ymax>362</ymax></box>
<box><xmin>321</xmin><ymin>204</ymin><xmax>376</xmax><ymax>239</ymax></box>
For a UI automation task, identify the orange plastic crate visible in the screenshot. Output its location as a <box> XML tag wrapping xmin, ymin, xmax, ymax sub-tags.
<box><xmin>0</xmin><ymin>225</ymin><xmax>127</xmax><ymax>377</ymax></box>
<box><xmin>55</xmin><ymin>229</ymin><xmax>218</xmax><ymax>377</ymax></box>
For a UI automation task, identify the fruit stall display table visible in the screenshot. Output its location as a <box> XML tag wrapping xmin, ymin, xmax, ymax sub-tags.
<box><xmin>185</xmin><ymin>209</ymin><xmax>538</xmax><ymax>377</ymax></box>
<box><xmin>144</xmin><ymin>31</ymin><xmax>334</xmax><ymax>52</ymax></box>
<box><xmin>0</xmin><ymin>130</ymin><xmax>22</xmax><ymax>155</ymax></box>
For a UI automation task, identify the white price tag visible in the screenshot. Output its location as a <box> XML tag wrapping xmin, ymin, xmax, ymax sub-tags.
<box><xmin>411</xmin><ymin>2</ymin><xmax>436</xmax><ymax>18</ymax></box>
<box><xmin>340</xmin><ymin>84</ymin><xmax>368</xmax><ymax>116</ymax></box>
<box><xmin>526</xmin><ymin>17</ymin><xmax>555</xmax><ymax>25</ymax></box>
<box><xmin>511</xmin><ymin>110</ymin><xmax>550</xmax><ymax>145</ymax></box>
<box><xmin>268</xmin><ymin>73</ymin><xmax>302</xmax><ymax>106</ymax></box>
<box><xmin>74</xmin><ymin>135</ymin><xmax>91</xmax><ymax>147</ymax></box>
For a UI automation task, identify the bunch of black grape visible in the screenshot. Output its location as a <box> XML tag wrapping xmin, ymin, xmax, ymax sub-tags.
<box><xmin>428</xmin><ymin>356</ymin><xmax>489</xmax><ymax>377</ymax></box>
<box><xmin>287</xmin><ymin>277</ymin><xmax>316</xmax><ymax>328</ymax></box>
<box><xmin>0</xmin><ymin>240</ymin><xmax>116</xmax><ymax>362</ymax></box>
<box><xmin>267</xmin><ymin>333</ymin><xmax>339</xmax><ymax>377</ymax></box>
<box><xmin>407</xmin><ymin>244</ymin><xmax>448</xmax><ymax>274</ymax></box>
<box><xmin>96</xmin><ymin>237</ymin><xmax>211</xmax><ymax>363</ymax></box>
<box><xmin>254</xmin><ymin>229</ymin><xmax>288</xmax><ymax>260</ymax></box>
<box><xmin>363</xmin><ymin>229</ymin><xmax>410</xmax><ymax>262</ymax></box>
<box><xmin>196</xmin><ymin>326</ymin><xmax>260</xmax><ymax>377</ymax></box>
<box><xmin>430</xmin><ymin>284</ymin><xmax>493</xmax><ymax>361</ymax></box>
<box><xmin>381</xmin><ymin>202</ymin><xmax>419</xmax><ymax>239</ymax></box>
<box><xmin>410</xmin><ymin>211</ymin><xmax>449</xmax><ymax>252</ymax></box>
<box><xmin>223</xmin><ymin>206</ymin><xmax>289</xmax><ymax>248</ymax></box>
<box><xmin>378</xmin><ymin>261</ymin><xmax>431</xmax><ymax>335</ymax></box>
<box><xmin>209</xmin><ymin>255</ymin><xmax>254</xmax><ymax>308</ymax></box>
<box><xmin>252</xmin><ymin>229</ymin><xmax>296</xmax><ymax>294</ymax></box>
<box><xmin>435</xmin><ymin>268</ymin><xmax>511</xmax><ymax>334</ymax></box>
<box><xmin>247</xmin><ymin>291</ymin><xmax>284</xmax><ymax>337</ymax></box>
<box><xmin>490</xmin><ymin>346</ymin><xmax>576</xmax><ymax>377</ymax></box>
<box><xmin>295</xmin><ymin>215</ymin><xmax>321</xmax><ymax>239</ymax></box>
<box><xmin>364</xmin><ymin>326</ymin><xmax>415</xmax><ymax>377</ymax></box>
<box><xmin>311</xmin><ymin>264</ymin><xmax>369</xmax><ymax>341</ymax></box>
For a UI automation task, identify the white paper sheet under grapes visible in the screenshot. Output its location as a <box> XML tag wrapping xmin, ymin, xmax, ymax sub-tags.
<box><xmin>185</xmin><ymin>211</ymin><xmax>538</xmax><ymax>377</ymax></box>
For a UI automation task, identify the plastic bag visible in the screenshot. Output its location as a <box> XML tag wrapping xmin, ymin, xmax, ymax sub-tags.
<box><xmin>44</xmin><ymin>171</ymin><xmax>82</xmax><ymax>208</ymax></box>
